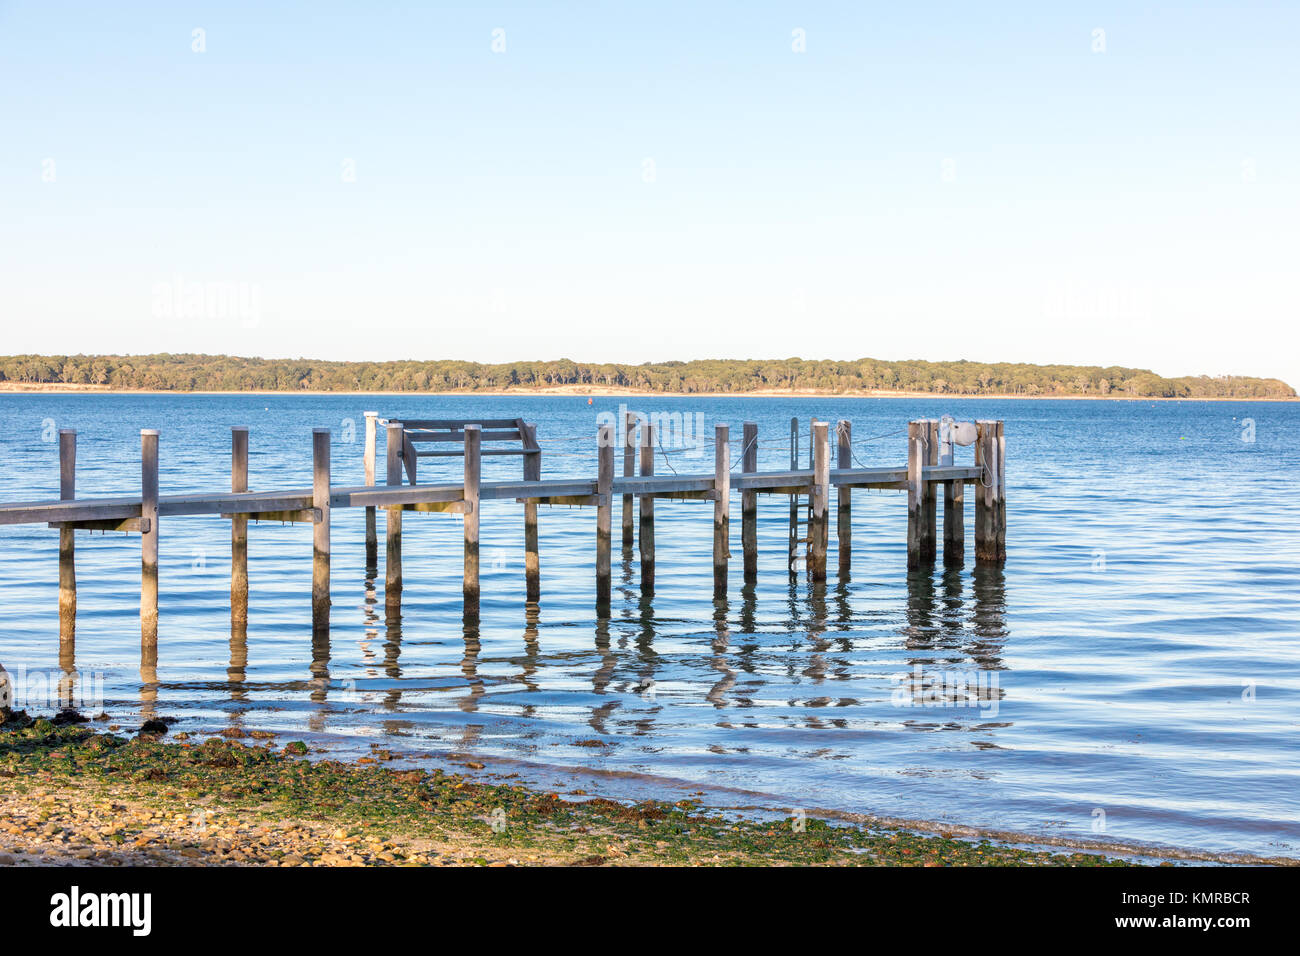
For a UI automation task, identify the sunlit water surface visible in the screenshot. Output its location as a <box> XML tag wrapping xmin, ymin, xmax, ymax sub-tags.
<box><xmin>1</xmin><ymin>395</ymin><xmax>1297</xmax><ymax>859</ymax></box>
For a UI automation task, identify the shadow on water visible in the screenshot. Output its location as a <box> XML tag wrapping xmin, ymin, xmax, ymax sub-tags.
<box><xmin>707</xmin><ymin>594</ymin><xmax>735</xmax><ymax>708</ymax></box>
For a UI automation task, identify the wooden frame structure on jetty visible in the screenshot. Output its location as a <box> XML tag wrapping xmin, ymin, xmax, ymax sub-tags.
<box><xmin>0</xmin><ymin>416</ymin><xmax>1006</xmax><ymax>655</ymax></box>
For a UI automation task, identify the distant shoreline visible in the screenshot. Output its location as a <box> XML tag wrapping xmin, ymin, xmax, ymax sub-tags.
<box><xmin>0</xmin><ymin>382</ymin><xmax>1295</xmax><ymax>401</ymax></box>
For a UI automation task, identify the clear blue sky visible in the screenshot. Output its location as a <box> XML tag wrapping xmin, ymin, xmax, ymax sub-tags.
<box><xmin>2</xmin><ymin>1</ymin><xmax>1297</xmax><ymax>386</ymax></box>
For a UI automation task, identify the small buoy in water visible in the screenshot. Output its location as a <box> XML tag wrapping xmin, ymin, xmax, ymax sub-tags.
<box><xmin>587</xmin><ymin>397</ymin><xmax>593</xmax><ymax>405</ymax></box>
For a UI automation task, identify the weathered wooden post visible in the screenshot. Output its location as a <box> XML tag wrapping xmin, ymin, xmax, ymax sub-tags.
<box><xmin>463</xmin><ymin>424</ymin><xmax>482</xmax><ymax>618</ymax></box>
<box><xmin>809</xmin><ymin>421</ymin><xmax>829</xmax><ymax>581</ymax></box>
<box><xmin>311</xmin><ymin>428</ymin><xmax>331</xmax><ymax>634</ymax></box>
<box><xmin>974</xmin><ymin>420</ymin><xmax>1007</xmax><ymax>565</ymax></box>
<box><xmin>622</xmin><ymin>410</ymin><xmax>637</xmax><ymax>549</ymax></box>
<box><xmin>741</xmin><ymin>421</ymin><xmax>758</xmax><ymax>583</ymax></box>
<box><xmin>522</xmin><ymin>421</ymin><xmax>541</xmax><ymax>602</ymax></box>
<box><xmin>58</xmin><ymin>429</ymin><xmax>76</xmax><ymax>652</ymax></box>
<box><xmin>996</xmin><ymin>420</ymin><xmax>1006</xmax><ymax>562</ymax></box>
<box><xmin>941</xmin><ymin>420</ymin><xmax>964</xmax><ymax>566</ymax></box>
<box><xmin>713</xmin><ymin>423</ymin><xmax>730</xmax><ymax>596</ymax></box>
<box><xmin>788</xmin><ymin>417</ymin><xmax>799</xmax><ymax>572</ymax></box>
<box><xmin>639</xmin><ymin>423</ymin><xmax>655</xmax><ymax>592</ymax></box>
<box><xmin>922</xmin><ymin>419</ymin><xmax>939</xmax><ymax>564</ymax></box>
<box><xmin>596</xmin><ymin>423</ymin><xmax>614</xmax><ymax>610</ymax></box>
<box><xmin>975</xmin><ymin>421</ymin><xmax>991</xmax><ymax>564</ymax></box>
<box><xmin>907</xmin><ymin>421</ymin><xmax>925</xmax><ymax>570</ymax></box>
<box><xmin>385</xmin><ymin>422</ymin><xmax>403</xmax><ymax>605</ymax></box>
<box><xmin>363</xmin><ymin>411</ymin><xmax>378</xmax><ymax>569</ymax></box>
<box><xmin>140</xmin><ymin>429</ymin><xmax>159</xmax><ymax>649</ymax></box>
<box><xmin>836</xmin><ymin>420</ymin><xmax>851</xmax><ymax>579</ymax></box>
<box><xmin>231</xmin><ymin>427</ymin><xmax>249</xmax><ymax>626</ymax></box>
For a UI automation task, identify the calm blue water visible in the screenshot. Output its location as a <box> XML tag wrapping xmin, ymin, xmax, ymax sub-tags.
<box><xmin>1</xmin><ymin>394</ymin><xmax>1297</xmax><ymax>859</ymax></box>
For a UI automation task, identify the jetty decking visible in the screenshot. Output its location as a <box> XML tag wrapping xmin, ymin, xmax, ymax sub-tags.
<box><xmin>0</xmin><ymin>415</ymin><xmax>1006</xmax><ymax>653</ymax></box>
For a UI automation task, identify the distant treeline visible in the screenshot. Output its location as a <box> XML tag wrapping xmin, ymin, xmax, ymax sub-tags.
<box><xmin>0</xmin><ymin>354</ymin><xmax>1293</xmax><ymax>399</ymax></box>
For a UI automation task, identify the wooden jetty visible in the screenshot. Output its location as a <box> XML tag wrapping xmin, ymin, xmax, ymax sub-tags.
<box><xmin>0</xmin><ymin>416</ymin><xmax>1006</xmax><ymax>652</ymax></box>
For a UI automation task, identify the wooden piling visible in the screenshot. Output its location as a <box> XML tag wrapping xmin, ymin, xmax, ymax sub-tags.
<box><xmin>809</xmin><ymin>421</ymin><xmax>829</xmax><ymax>581</ymax></box>
<box><xmin>522</xmin><ymin>421</ymin><xmax>541</xmax><ymax>603</ymax></box>
<box><xmin>0</xmin><ymin>414</ymin><xmax>1008</xmax><ymax>635</ymax></box>
<box><xmin>994</xmin><ymin>420</ymin><xmax>1007</xmax><ymax>562</ymax></box>
<box><xmin>974</xmin><ymin>420</ymin><xmax>1006</xmax><ymax>565</ymax></box>
<box><xmin>741</xmin><ymin>421</ymin><xmax>758</xmax><ymax>583</ymax></box>
<box><xmin>463</xmin><ymin>425</ymin><xmax>481</xmax><ymax>617</ymax></box>
<box><xmin>788</xmin><ymin>417</ymin><xmax>799</xmax><ymax>573</ymax></box>
<box><xmin>140</xmin><ymin>429</ymin><xmax>159</xmax><ymax>649</ymax></box>
<box><xmin>311</xmin><ymin>428</ymin><xmax>331</xmax><ymax>634</ymax></box>
<box><xmin>596</xmin><ymin>424</ymin><xmax>614</xmax><ymax>609</ymax></box>
<box><xmin>907</xmin><ymin>421</ymin><xmax>924</xmax><ymax>570</ymax></box>
<box><xmin>58</xmin><ymin>430</ymin><xmax>76</xmax><ymax>652</ymax></box>
<box><xmin>922</xmin><ymin>419</ymin><xmax>939</xmax><ymax>564</ymax></box>
<box><xmin>713</xmin><ymin>424</ymin><xmax>730</xmax><ymax>596</ymax></box>
<box><xmin>385</xmin><ymin>422</ymin><xmax>403</xmax><ymax>604</ymax></box>
<box><xmin>836</xmin><ymin>420</ymin><xmax>851</xmax><ymax>579</ymax></box>
<box><xmin>942</xmin><ymin>422</ymin><xmax>964</xmax><ymax>567</ymax></box>
<box><xmin>363</xmin><ymin>411</ymin><xmax>378</xmax><ymax>569</ymax></box>
<box><xmin>231</xmin><ymin>427</ymin><xmax>249</xmax><ymax>626</ymax></box>
<box><xmin>622</xmin><ymin>410</ymin><xmax>637</xmax><ymax>548</ymax></box>
<box><xmin>639</xmin><ymin>423</ymin><xmax>655</xmax><ymax>592</ymax></box>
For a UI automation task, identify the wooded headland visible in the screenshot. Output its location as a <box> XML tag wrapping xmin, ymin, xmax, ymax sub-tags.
<box><xmin>0</xmin><ymin>354</ymin><xmax>1292</xmax><ymax>399</ymax></box>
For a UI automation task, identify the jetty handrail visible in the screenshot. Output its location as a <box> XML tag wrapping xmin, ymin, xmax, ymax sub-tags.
<box><xmin>0</xmin><ymin>465</ymin><xmax>988</xmax><ymax>526</ymax></box>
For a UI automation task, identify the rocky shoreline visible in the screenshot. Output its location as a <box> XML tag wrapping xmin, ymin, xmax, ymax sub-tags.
<box><xmin>1</xmin><ymin>710</ymin><xmax>1143</xmax><ymax>867</ymax></box>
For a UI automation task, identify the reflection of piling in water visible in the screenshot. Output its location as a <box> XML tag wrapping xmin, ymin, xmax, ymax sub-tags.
<box><xmin>592</xmin><ymin>612</ymin><xmax>616</xmax><ymax>703</ymax></box>
<box><xmin>707</xmin><ymin>594</ymin><xmax>734</xmax><ymax>708</ymax></box>
<box><xmin>740</xmin><ymin>580</ymin><xmax>758</xmax><ymax>634</ymax></box>
<box><xmin>139</xmin><ymin>645</ymin><xmax>158</xmax><ymax>721</ymax></box>
<box><xmin>521</xmin><ymin>601</ymin><xmax>541</xmax><ymax>693</ymax></box>
<box><xmin>971</xmin><ymin>564</ymin><xmax>1009</xmax><ymax>665</ymax></box>
<box><xmin>833</xmin><ymin>578</ymin><xmax>852</xmax><ymax>630</ymax></box>
<box><xmin>903</xmin><ymin>563</ymin><xmax>1008</xmax><ymax>667</ymax></box>
<box><xmin>459</xmin><ymin>620</ymin><xmax>483</xmax><ymax>713</ymax></box>
<box><xmin>380</xmin><ymin>599</ymin><xmax>403</xmax><ymax>709</ymax></box>
<box><xmin>228</xmin><ymin>620</ymin><xmax>248</xmax><ymax>701</ymax></box>
<box><xmin>308</xmin><ymin>644</ymin><xmax>330</xmax><ymax>706</ymax></box>
<box><xmin>904</xmin><ymin>568</ymin><xmax>939</xmax><ymax>647</ymax></box>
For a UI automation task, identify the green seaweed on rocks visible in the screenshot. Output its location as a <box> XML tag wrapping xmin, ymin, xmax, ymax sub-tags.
<box><xmin>0</xmin><ymin>721</ymin><xmax>1137</xmax><ymax>867</ymax></box>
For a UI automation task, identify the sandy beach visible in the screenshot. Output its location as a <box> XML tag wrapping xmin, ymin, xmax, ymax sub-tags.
<box><xmin>1</xmin><ymin>710</ymin><xmax>1158</xmax><ymax>868</ymax></box>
